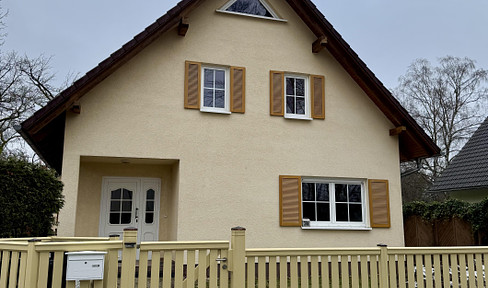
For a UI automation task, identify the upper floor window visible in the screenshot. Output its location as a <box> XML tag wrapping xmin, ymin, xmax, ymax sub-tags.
<box><xmin>184</xmin><ymin>61</ymin><xmax>246</xmax><ymax>114</ymax></box>
<box><xmin>219</xmin><ymin>0</ymin><xmax>284</xmax><ymax>21</ymax></box>
<box><xmin>270</xmin><ymin>71</ymin><xmax>325</xmax><ymax>120</ymax></box>
<box><xmin>285</xmin><ymin>75</ymin><xmax>309</xmax><ymax>119</ymax></box>
<box><xmin>202</xmin><ymin>66</ymin><xmax>229</xmax><ymax>113</ymax></box>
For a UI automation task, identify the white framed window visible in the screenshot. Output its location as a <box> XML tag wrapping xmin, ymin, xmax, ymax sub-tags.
<box><xmin>301</xmin><ymin>179</ymin><xmax>367</xmax><ymax>229</ymax></box>
<box><xmin>201</xmin><ymin>66</ymin><xmax>230</xmax><ymax>114</ymax></box>
<box><xmin>218</xmin><ymin>0</ymin><xmax>286</xmax><ymax>22</ymax></box>
<box><xmin>285</xmin><ymin>75</ymin><xmax>311</xmax><ymax>120</ymax></box>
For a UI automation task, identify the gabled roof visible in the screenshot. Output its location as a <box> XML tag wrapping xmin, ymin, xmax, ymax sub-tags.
<box><xmin>18</xmin><ymin>0</ymin><xmax>440</xmax><ymax>174</ymax></box>
<box><xmin>430</xmin><ymin>117</ymin><xmax>488</xmax><ymax>193</ymax></box>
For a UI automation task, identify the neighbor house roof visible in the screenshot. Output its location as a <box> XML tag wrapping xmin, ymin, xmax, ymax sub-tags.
<box><xmin>430</xmin><ymin>117</ymin><xmax>488</xmax><ymax>193</ymax></box>
<box><xmin>17</xmin><ymin>0</ymin><xmax>440</xmax><ymax>174</ymax></box>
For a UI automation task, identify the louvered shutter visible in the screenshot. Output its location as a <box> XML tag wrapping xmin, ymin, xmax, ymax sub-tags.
<box><xmin>230</xmin><ymin>66</ymin><xmax>245</xmax><ymax>113</ymax></box>
<box><xmin>184</xmin><ymin>61</ymin><xmax>201</xmax><ymax>109</ymax></box>
<box><xmin>270</xmin><ymin>71</ymin><xmax>284</xmax><ymax>116</ymax></box>
<box><xmin>368</xmin><ymin>179</ymin><xmax>391</xmax><ymax>228</ymax></box>
<box><xmin>279</xmin><ymin>175</ymin><xmax>302</xmax><ymax>227</ymax></box>
<box><xmin>311</xmin><ymin>75</ymin><xmax>325</xmax><ymax>119</ymax></box>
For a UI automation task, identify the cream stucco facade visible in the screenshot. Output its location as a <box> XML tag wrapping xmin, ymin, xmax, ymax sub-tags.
<box><xmin>58</xmin><ymin>0</ymin><xmax>405</xmax><ymax>248</ymax></box>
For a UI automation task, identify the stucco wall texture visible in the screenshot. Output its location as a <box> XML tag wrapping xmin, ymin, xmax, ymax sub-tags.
<box><xmin>59</xmin><ymin>0</ymin><xmax>404</xmax><ymax>247</ymax></box>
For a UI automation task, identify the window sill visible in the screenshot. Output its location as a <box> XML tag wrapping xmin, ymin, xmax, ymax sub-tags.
<box><xmin>200</xmin><ymin>109</ymin><xmax>231</xmax><ymax>115</ymax></box>
<box><xmin>301</xmin><ymin>226</ymin><xmax>372</xmax><ymax>231</ymax></box>
<box><xmin>284</xmin><ymin>115</ymin><xmax>313</xmax><ymax>121</ymax></box>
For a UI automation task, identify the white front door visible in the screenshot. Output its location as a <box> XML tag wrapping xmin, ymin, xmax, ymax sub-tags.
<box><xmin>99</xmin><ymin>177</ymin><xmax>160</xmax><ymax>242</ymax></box>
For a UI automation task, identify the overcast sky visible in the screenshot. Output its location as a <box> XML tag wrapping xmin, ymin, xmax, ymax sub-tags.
<box><xmin>3</xmin><ymin>0</ymin><xmax>488</xmax><ymax>91</ymax></box>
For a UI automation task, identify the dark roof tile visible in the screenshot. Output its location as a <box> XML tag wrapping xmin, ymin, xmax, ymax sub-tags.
<box><xmin>430</xmin><ymin>116</ymin><xmax>488</xmax><ymax>192</ymax></box>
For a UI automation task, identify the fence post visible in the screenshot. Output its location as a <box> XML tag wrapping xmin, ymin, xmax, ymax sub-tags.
<box><xmin>23</xmin><ymin>239</ymin><xmax>41</xmax><ymax>288</ymax></box>
<box><xmin>230</xmin><ymin>227</ymin><xmax>246</xmax><ymax>288</ymax></box>
<box><xmin>120</xmin><ymin>227</ymin><xmax>138</xmax><ymax>288</ymax></box>
<box><xmin>377</xmin><ymin>243</ymin><xmax>388</xmax><ymax>288</ymax></box>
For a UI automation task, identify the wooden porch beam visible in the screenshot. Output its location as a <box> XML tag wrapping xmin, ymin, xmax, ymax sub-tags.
<box><xmin>390</xmin><ymin>126</ymin><xmax>406</xmax><ymax>136</ymax></box>
<box><xmin>312</xmin><ymin>36</ymin><xmax>327</xmax><ymax>53</ymax></box>
<box><xmin>177</xmin><ymin>17</ymin><xmax>189</xmax><ymax>36</ymax></box>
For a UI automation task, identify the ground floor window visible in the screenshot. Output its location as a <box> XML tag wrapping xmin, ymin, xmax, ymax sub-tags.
<box><xmin>301</xmin><ymin>179</ymin><xmax>366</xmax><ymax>228</ymax></box>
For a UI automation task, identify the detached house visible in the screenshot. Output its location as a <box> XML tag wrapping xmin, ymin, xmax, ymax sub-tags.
<box><xmin>19</xmin><ymin>0</ymin><xmax>439</xmax><ymax>247</ymax></box>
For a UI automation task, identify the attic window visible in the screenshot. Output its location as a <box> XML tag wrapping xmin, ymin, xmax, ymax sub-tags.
<box><xmin>219</xmin><ymin>0</ymin><xmax>284</xmax><ymax>21</ymax></box>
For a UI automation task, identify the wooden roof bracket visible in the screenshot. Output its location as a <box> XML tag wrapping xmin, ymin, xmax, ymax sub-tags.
<box><xmin>178</xmin><ymin>17</ymin><xmax>189</xmax><ymax>36</ymax></box>
<box><xmin>70</xmin><ymin>102</ymin><xmax>81</xmax><ymax>114</ymax></box>
<box><xmin>390</xmin><ymin>126</ymin><xmax>406</xmax><ymax>136</ymax></box>
<box><xmin>312</xmin><ymin>35</ymin><xmax>328</xmax><ymax>53</ymax></box>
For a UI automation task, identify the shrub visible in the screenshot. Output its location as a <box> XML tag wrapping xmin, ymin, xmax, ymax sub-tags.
<box><xmin>0</xmin><ymin>158</ymin><xmax>64</xmax><ymax>237</ymax></box>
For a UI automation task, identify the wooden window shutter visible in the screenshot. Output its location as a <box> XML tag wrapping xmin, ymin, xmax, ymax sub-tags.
<box><xmin>311</xmin><ymin>75</ymin><xmax>325</xmax><ymax>119</ymax></box>
<box><xmin>368</xmin><ymin>179</ymin><xmax>391</xmax><ymax>228</ymax></box>
<box><xmin>230</xmin><ymin>66</ymin><xmax>246</xmax><ymax>113</ymax></box>
<box><xmin>184</xmin><ymin>61</ymin><xmax>201</xmax><ymax>109</ymax></box>
<box><xmin>279</xmin><ymin>175</ymin><xmax>302</xmax><ymax>227</ymax></box>
<box><xmin>270</xmin><ymin>71</ymin><xmax>284</xmax><ymax>116</ymax></box>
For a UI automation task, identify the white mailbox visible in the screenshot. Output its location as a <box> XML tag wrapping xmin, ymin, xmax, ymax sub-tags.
<box><xmin>65</xmin><ymin>251</ymin><xmax>107</xmax><ymax>281</ymax></box>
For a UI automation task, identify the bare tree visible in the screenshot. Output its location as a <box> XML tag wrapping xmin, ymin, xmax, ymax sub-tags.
<box><xmin>0</xmin><ymin>4</ymin><xmax>74</xmax><ymax>157</ymax></box>
<box><xmin>396</xmin><ymin>56</ymin><xmax>488</xmax><ymax>179</ymax></box>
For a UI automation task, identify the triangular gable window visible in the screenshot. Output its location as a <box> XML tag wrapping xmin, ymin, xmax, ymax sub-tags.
<box><xmin>220</xmin><ymin>0</ymin><xmax>281</xmax><ymax>20</ymax></box>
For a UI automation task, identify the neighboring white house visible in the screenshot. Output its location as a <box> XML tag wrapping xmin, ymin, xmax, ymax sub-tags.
<box><xmin>19</xmin><ymin>0</ymin><xmax>439</xmax><ymax>248</ymax></box>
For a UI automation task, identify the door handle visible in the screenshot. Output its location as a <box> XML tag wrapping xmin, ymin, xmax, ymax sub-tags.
<box><xmin>135</xmin><ymin>207</ymin><xmax>139</xmax><ymax>223</ymax></box>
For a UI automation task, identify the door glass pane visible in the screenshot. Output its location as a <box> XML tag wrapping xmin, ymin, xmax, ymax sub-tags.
<box><xmin>123</xmin><ymin>189</ymin><xmax>133</xmax><ymax>199</ymax></box>
<box><xmin>110</xmin><ymin>201</ymin><xmax>120</xmax><ymax>212</ymax></box>
<box><xmin>122</xmin><ymin>201</ymin><xmax>132</xmax><ymax>212</ymax></box>
<box><xmin>109</xmin><ymin>213</ymin><xmax>120</xmax><ymax>224</ymax></box>
<box><xmin>146</xmin><ymin>213</ymin><xmax>154</xmax><ymax>224</ymax></box>
<box><xmin>147</xmin><ymin>189</ymin><xmax>155</xmax><ymax>200</ymax></box>
<box><xmin>121</xmin><ymin>213</ymin><xmax>131</xmax><ymax>224</ymax></box>
<box><xmin>146</xmin><ymin>201</ymin><xmax>154</xmax><ymax>212</ymax></box>
<box><xmin>111</xmin><ymin>189</ymin><xmax>121</xmax><ymax>199</ymax></box>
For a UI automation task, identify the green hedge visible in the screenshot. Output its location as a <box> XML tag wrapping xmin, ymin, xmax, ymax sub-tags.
<box><xmin>403</xmin><ymin>198</ymin><xmax>488</xmax><ymax>234</ymax></box>
<box><xmin>0</xmin><ymin>158</ymin><xmax>64</xmax><ymax>238</ymax></box>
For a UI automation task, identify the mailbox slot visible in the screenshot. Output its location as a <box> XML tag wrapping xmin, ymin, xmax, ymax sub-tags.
<box><xmin>66</xmin><ymin>251</ymin><xmax>106</xmax><ymax>281</ymax></box>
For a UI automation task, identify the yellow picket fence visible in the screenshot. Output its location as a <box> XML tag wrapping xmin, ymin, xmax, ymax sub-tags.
<box><xmin>0</xmin><ymin>227</ymin><xmax>487</xmax><ymax>288</ymax></box>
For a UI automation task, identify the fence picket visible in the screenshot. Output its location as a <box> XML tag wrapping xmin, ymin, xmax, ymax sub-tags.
<box><xmin>388</xmin><ymin>254</ymin><xmax>397</xmax><ymax>288</ymax></box>
<box><xmin>150</xmin><ymin>251</ymin><xmax>160</xmax><ymax>288</ymax></box>
<box><xmin>290</xmin><ymin>256</ymin><xmax>298</xmax><ymax>288</ymax></box>
<box><xmin>359</xmin><ymin>256</ymin><xmax>368</xmax><ymax>288</ymax></box>
<box><xmin>451</xmin><ymin>254</ymin><xmax>459</xmax><ymax>288</ymax></box>
<box><xmin>424</xmin><ymin>254</ymin><xmax>433</xmax><ymax>288</ymax></box>
<box><xmin>138</xmin><ymin>251</ymin><xmax>148</xmax><ymax>288</ymax></box>
<box><xmin>330</xmin><ymin>256</ymin><xmax>339</xmax><ymax>288</ymax></box>
<box><xmin>301</xmin><ymin>256</ymin><xmax>309</xmax><ymax>288</ymax></box>
<box><xmin>37</xmin><ymin>252</ymin><xmax>50</xmax><ymax>288</ymax></box>
<box><xmin>310</xmin><ymin>255</ymin><xmax>319</xmax><ymax>288</ymax></box>
<box><xmin>219</xmin><ymin>249</ymin><xmax>229</xmax><ymax>288</ymax></box>
<box><xmin>458</xmin><ymin>254</ymin><xmax>467</xmax><ymax>287</ymax></box>
<box><xmin>269</xmin><ymin>256</ymin><xmax>277</xmax><ymax>288</ymax></box>
<box><xmin>17</xmin><ymin>251</ymin><xmax>27</xmax><ymax>288</ymax></box>
<box><xmin>0</xmin><ymin>251</ymin><xmax>10</xmax><ymax>288</ymax></box>
<box><xmin>341</xmin><ymin>255</ymin><xmax>349</xmax><ymax>288</ymax></box>
<box><xmin>174</xmin><ymin>250</ymin><xmax>184</xmax><ymax>288</ymax></box>
<box><xmin>162</xmin><ymin>251</ymin><xmax>172</xmax><ymax>288</ymax></box>
<box><xmin>370</xmin><ymin>255</ymin><xmax>378</xmax><ymax>288</ymax></box>
<box><xmin>279</xmin><ymin>256</ymin><xmax>287</xmax><ymax>288</ymax></box>
<box><xmin>186</xmin><ymin>250</ymin><xmax>196</xmax><ymax>288</ymax></box>
<box><xmin>467</xmin><ymin>253</ymin><xmax>475</xmax><ymax>288</ymax></box>
<box><xmin>432</xmin><ymin>254</ymin><xmax>441</xmax><ymax>288</ymax></box>
<box><xmin>441</xmin><ymin>254</ymin><xmax>449</xmax><ymax>288</ymax></box>
<box><xmin>474</xmin><ymin>253</ymin><xmax>483</xmax><ymax>288</ymax></box>
<box><xmin>247</xmin><ymin>256</ymin><xmax>255</xmax><ymax>288</ymax></box>
<box><xmin>8</xmin><ymin>251</ymin><xmax>19</xmax><ymax>288</ymax></box>
<box><xmin>397</xmin><ymin>254</ymin><xmax>406</xmax><ymax>288</ymax></box>
<box><xmin>209</xmin><ymin>249</ymin><xmax>218</xmax><ymax>288</ymax></box>
<box><xmin>51</xmin><ymin>251</ymin><xmax>64</xmax><ymax>288</ymax></box>
<box><xmin>258</xmin><ymin>256</ymin><xmax>266</xmax><ymax>288</ymax></box>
